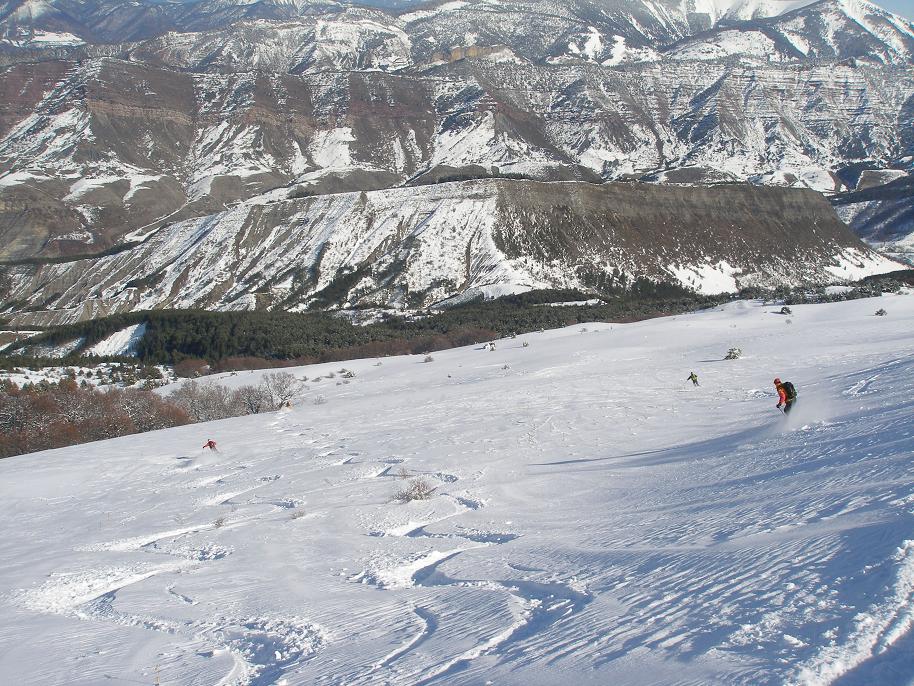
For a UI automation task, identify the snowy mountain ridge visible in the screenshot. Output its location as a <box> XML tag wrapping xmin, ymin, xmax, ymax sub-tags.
<box><xmin>2</xmin><ymin>179</ymin><xmax>901</xmax><ymax>327</ymax></box>
<box><xmin>0</xmin><ymin>0</ymin><xmax>911</xmax><ymax>322</ymax></box>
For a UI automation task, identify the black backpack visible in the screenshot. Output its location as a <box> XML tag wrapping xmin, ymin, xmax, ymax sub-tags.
<box><xmin>783</xmin><ymin>381</ymin><xmax>797</xmax><ymax>400</ymax></box>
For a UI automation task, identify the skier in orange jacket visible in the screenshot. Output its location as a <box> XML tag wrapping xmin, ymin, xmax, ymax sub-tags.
<box><xmin>774</xmin><ymin>378</ymin><xmax>797</xmax><ymax>414</ymax></box>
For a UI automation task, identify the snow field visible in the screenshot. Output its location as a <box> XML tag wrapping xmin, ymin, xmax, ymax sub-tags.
<box><xmin>0</xmin><ymin>293</ymin><xmax>913</xmax><ymax>684</ymax></box>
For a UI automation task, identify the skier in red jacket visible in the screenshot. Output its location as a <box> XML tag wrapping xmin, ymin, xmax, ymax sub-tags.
<box><xmin>203</xmin><ymin>439</ymin><xmax>218</xmax><ymax>451</ymax></box>
<box><xmin>774</xmin><ymin>378</ymin><xmax>797</xmax><ymax>414</ymax></box>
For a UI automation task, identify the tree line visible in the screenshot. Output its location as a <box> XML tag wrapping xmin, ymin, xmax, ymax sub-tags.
<box><xmin>2</xmin><ymin>286</ymin><xmax>725</xmax><ymax>369</ymax></box>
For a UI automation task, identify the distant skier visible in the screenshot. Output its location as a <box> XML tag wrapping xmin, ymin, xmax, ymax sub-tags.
<box><xmin>774</xmin><ymin>378</ymin><xmax>797</xmax><ymax>414</ymax></box>
<box><xmin>203</xmin><ymin>439</ymin><xmax>218</xmax><ymax>452</ymax></box>
<box><xmin>687</xmin><ymin>371</ymin><xmax>700</xmax><ymax>387</ymax></box>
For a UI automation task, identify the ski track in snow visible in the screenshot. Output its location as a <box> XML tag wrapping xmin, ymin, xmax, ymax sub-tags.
<box><xmin>2</xmin><ymin>295</ymin><xmax>914</xmax><ymax>684</ymax></box>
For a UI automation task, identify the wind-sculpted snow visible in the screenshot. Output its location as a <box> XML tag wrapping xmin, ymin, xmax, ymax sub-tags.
<box><xmin>1</xmin><ymin>294</ymin><xmax>914</xmax><ymax>683</ymax></box>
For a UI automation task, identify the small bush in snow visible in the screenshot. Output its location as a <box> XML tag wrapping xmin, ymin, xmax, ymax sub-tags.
<box><xmin>875</xmin><ymin>308</ymin><xmax>887</xmax><ymax>316</ymax></box>
<box><xmin>724</xmin><ymin>347</ymin><xmax>742</xmax><ymax>360</ymax></box>
<box><xmin>779</xmin><ymin>306</ymin><xmax>792</xmax><ymax>315</ymax></box>
<box><xmin>213</xmin><ymin>516</ymin><xmax>225</xmax><ymax>529</ymax></box>
<box><xmin>313</xmin><ymin>395</ymin><xmax>327</xmax><ymax>405</ymax></box>
<box><xmin>522</xmin><ymin>341</ymin><xmax>529</xmax><ymax>348</ymax></box>
<box><xmin>396</xmin><ymin>477</ymin><xmax>436</xmax><ymax>502</ymax></box>
<box><xmin>423</xmin><ymin>355</ymin><xmax>434</xmax><ymax>363</ymax></box>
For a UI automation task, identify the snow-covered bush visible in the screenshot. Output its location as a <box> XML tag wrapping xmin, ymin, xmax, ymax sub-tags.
<box><xmin>259</xmin><ymin>372</ymin><xmax>303</xmax><ymax>408</ymax></box>
<box><xmin>875</xmin><ymin>308</ymin><xmax>887</xmax><ymax>316</ymax></box>
<box><xmin>724</xmin><ymin>347</ymin><xmax>742</xmax><ymax>360</ymax></box>
<box><xmin>423</xmin><ymin>355</ymin><xmax>434</xmax><ymax>363</ymax></box>
<box><xmin>233</xmin><ymin>383</ymin><xmax>272</xmax><ymax>414</ymax></box>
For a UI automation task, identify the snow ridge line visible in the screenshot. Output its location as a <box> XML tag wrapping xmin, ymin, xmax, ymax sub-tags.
<box><xmin>790</xmin><ymin>539</ymin><xmax>914</xmax><ymax>685</ymax></box>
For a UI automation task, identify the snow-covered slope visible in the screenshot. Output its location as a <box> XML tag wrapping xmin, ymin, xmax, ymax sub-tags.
<box><xmin>1</xmin><ymin>293</ymin><xmax>913</xmax><ymax>684</ymax></box>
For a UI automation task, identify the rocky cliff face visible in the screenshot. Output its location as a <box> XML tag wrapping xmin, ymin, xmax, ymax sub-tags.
<box><xmin>0</xmin><ymin>0</ymin><xmax>910</xmax><ymax>321</ymax></box>
<box><xmin>832</xmin><ymin>174</ymin><xmax>914</xmax><ymax>265</ymax></box>
<box><xmin>3</xmin><ymin>179</ymin><xmax>898</xmax><ymax>326</ymax></box>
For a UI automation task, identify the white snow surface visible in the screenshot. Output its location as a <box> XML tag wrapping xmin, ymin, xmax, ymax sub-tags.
<box><xmin>668</xmin><ymin>259</ymin><xmax>741</xmax><ymax>294</ymax></box>
<box><xmin>2</xmin><ymin>294</ymin><xmax>914</xmax><ymax>684</ymax></box>
<box><xmin>83</xmin><ymin>323</ymin><xmax>147</xmax><ymax>358</ymax></box>
<box><xmin>825</xmin><ymin>247</ymin><xmax>902</xmax><ymax>281</ymax></box>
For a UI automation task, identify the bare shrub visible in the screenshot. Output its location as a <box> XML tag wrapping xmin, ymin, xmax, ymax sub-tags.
<box><xmin>0</xmin><ymin>379</ymin><xmax>189</xmax><ymax>458</ymax></box>
<box><xmin>395</xmin><ymin>477</ymin><xmax>436</xmax><ymax>502</ymax></box>
<box><xmin>259</xmin><ymin>371</ymin><xmax>303</xmax><ymax>408</ymax></box>
<box><xmin>168</xmin><ymin>381</ymin><xmax>240</xmax><ymax>422</ymax></box>
<box><xmin>233</xmin><ymin>383</ymin><xmax>271</xmax><ymax>414</ymax></box>
<box><xmin>423</xmin><ymin>355</ymin><xmax>434</xmax><ymax>363</ymax></box>
<box><xmin>312</xmin><ymin>394</ymin><xmax>326</xmax><ymax>405</ymax></box>
<box><xmin>173</xmin><ymin>358</ymin><xmax>210</xmax><ymax>378</ymax></box>
<box><xmin>113</xmin><ymin>387</ymin><xmax>191</xmax><ymax>432</ymax></box>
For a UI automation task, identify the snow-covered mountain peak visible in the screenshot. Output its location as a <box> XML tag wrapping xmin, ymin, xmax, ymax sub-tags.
<box><xmin>684</xmin><ymin>0</ymin><xmax>816</xmax><ymax>23</ymax></box>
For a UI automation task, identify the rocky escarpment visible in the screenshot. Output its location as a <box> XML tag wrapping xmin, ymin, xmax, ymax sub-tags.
<box><xmin>2</xmin><ymin>179</ymin><xmax>898</xmax><ymax>327</ymax></box>
<box><xmin>0</xmin><ymin>0</ymin><xmax>911</xmax><ymax>261</ymax></box>
<box><xmin>0</xmin><ymin>0</ymin><xmax>910</xmax><ymax>317</ymax></box>
<box><xmin>0</xmin><ymin>51</ymin><xmax>911</xmax><ymax>261</ymax></box>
